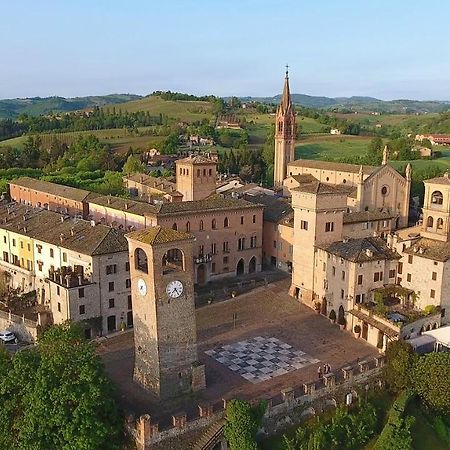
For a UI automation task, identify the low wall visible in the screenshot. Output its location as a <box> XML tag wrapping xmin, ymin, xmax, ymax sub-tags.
<box><xmin>128</xmin><ymin>355</ymin><xmax>385</xmax><ymax>450</ymax></box>
<box><xmin>0</xmin><ymin>310</ymin><xmax>39</xmax><ymax>342</ymax></box>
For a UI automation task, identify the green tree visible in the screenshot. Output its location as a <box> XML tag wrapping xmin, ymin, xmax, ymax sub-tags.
<box><xmin>367</xmin><ymin>137</ymin><xmax>384</xmax><ymax>164</ymax></box>
<box><xmin>412</xmin><ymin>352</ymin><xmax>450</xmax><ymax>413</ymax></box>
<box><xmin>384</xmin><ymin>341</ymin><xmax>417</xmax><ymax>393</ymax></box>
<box><xmin>122</xmin><ymin>154</ymin><xmax>146</xmax><ymax>174</ymax></box>
<box><xmin>224</xmin><ymin>399</ymin><xmax>266</xmax><ymax>450</ymax></box>
<box><xmin>0</xmin><ymin>323</ymin><xmax>124</xmax><ymax>449</ymax></box>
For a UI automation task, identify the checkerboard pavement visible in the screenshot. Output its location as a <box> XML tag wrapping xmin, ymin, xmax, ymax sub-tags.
<box><xmin>205</xmin><ymin>336</ymin><xmax>320</xmax><ymax>384</ymax></box>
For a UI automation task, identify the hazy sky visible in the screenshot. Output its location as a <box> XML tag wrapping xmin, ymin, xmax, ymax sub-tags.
<box><xmin>1</xmin><ymin>0</ymin><xmax>450</xmax><ymax>100</ymax></box>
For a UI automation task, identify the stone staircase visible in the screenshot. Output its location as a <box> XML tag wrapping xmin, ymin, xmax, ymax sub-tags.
<box><xmin>190</xmin><ymin>418</ymin><xmax>226</xmax><ymax>450</ymax></box>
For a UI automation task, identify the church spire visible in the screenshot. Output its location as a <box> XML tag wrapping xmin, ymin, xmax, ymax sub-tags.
<box><xmin>280</xmin><ymin>65</ymin><xmax>292</xmax><ymax>113</ymax></box>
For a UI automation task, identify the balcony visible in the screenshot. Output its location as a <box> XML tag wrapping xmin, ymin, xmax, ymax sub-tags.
<box><xmin>194</xmin><ymin>253</ymin><xmax>212</xmax><ymax>264</ymax></box>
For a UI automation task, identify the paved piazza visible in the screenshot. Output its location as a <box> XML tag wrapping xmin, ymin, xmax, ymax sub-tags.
<box><xmin>100</xmin><ymin>278</ymin><xmax>379</xmax><ymax>423</ymax></box>
<box><xmin>205</xmin><ymin>336</ymin><xmax>319</xmax><ymax>383</ymax></box>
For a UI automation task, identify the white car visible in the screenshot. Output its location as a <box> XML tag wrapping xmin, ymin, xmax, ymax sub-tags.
<box><xmin>0</xmin><ymin>331</ymin><xmax>18</xmax><ymax>344</ymax></box>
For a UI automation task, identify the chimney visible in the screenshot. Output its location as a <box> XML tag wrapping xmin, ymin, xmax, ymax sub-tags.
<box><xmin>365</xmin><ymin>249</ymin><xmax>374</xmax><ymax>257</ymax></box>
<box><xmin>107</xmin><ymin>196</ymin><xmax>111</xmax><ymax>205</ymax></box>
<box><xmin>60</xmin><ymin>216</ymin><xmax>65</xmax><ymax>223</ymax></box>
<box><xmin>65</xmin><ymin>274</ymin><xmax>71</xmax><ymax>288</ymax></box>
<box><xmin>78</xmin><ymin>275</ymin><xmax>83</xmax><ymax>286</ymax></box>
<box><xmin>124</xmin><ymin>202</ymin><xmax>129</xmax><ymax>210</ymax></box>
<box><xmin>60</xmin><ymin>233</ymin><xmax>64</xmax><ymax>244</ymax></box>
<box><xmin>70</xmin><ymin>227</ymin><xmax>75</xmax><ymax>236</ymax></box>
<box><xmin>90</xmin><ymin>220</ymin><xmax>96</xmax><ymax>227</ymax></box>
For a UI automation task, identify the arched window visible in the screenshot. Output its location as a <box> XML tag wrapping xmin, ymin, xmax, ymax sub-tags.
<box><xmin>134</xmin><ymin>248</ymin><xmax>148</xmax><ymax>273</ymax></box>
<box><xmin>172</xmin><ymin>223</ymin><xmax>178</xmax><ymax>231</ymax></box>
<box><xmin>212</xmin><ymin>219</ymin><xmax>217</xmax><ymax>229</ymax></box>
<box><xmin>203</xmin><ymin>169</ymin><xmax>206</xmax><ymax>176</ymax></box>
<box><xmin>209</xmin><ymin>169</ymin><xmax>212</xmax><ymax>176</ymax></box>
<box><xmin>199</xmin><ymin>220</ymin><xmax>204</xmax><ymax>231</ymax></box>
<box><xmin>427</xmin><ymin>216</ymin><xmax>434</xmax><ymax>228</ymax></box>
<box><xmin>437</xmin><ymin>218</ymin><xmax>444</xmax><ymax>230</ymax></box>
<box><xmin>186</xmin><ymin>221</ymin><xmax>190</xmax><ymax>232</ymax></box>
<box><xmin>432</xmin><ymin>191</ymin><xmax>443</xmax><ymax>205</ymax></box>
<box><xmin>197</xmin><ymin>169</ymin><xmax>200</xmax><ymax>177</ymax></box>
<box><xmin>278</xmin><ymin>121</ymin><xmax>283</xmax><ymax>133</ymax></box>
<box><xmin>162</xmin><ymin>248</ymin><xmax>185</xmax><ymax>274</ymax></box>
<box><xmin>224</xmin><ymin>217</ymin><xmax>229</xmax><ymax>228</ymax></box>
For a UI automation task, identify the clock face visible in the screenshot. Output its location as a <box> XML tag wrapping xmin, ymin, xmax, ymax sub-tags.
<box><xmin>137</xmin><ymin>278</ymin><xmax>147</xmax><ymax>296</ymax></box>
<box><xmin>166</xmin><ymin>280</ymin><xmax>183</xmax><ymax>299</ymax></box>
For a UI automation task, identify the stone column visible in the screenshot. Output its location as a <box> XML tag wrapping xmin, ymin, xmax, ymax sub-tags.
<box><xmin>172</xmin><ymin>412</ymin><xmax>187</xmax><ymax>428</ymax></box>
<box><xmin>342</xmin><ymin>366</ymin><xmax>353</xmax><ymax>381</ymax></box>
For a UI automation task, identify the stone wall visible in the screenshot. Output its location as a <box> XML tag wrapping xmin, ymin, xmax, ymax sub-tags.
<box><xmin>128</xmin><ymin>355</ymin><xmax>385</xmax><ymax>450</ymax></box>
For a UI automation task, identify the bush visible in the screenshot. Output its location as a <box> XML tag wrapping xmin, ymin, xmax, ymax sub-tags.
<box><xmin>328</xmin><ymin>310</ymin><xmax>336</xmax><ymax>322</ymax></box>
<box><xmin>354</xmin><ymin>325</ymin><xmax>361</xmax><ymax>334</ymax></box>
<box><xmin>384</xmin><ymin>341</ymin><xmax>417</xmax><ymax>393</ymax></box>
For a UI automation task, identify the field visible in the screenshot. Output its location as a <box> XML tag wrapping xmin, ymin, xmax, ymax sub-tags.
<box><xmin>295</xmin><ymin>134</ymin><xmax>374</xmax><ymax>160</ymax></box>
<box><xmin>104</xmin><ymin>95</ymin><xmax>213</xmax><ymax>122</ymax></box>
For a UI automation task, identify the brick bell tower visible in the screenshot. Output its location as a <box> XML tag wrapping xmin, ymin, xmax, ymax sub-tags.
<box><xmin>274</xmin><ymin>67</ymin><xmax>296</xmax><ymax>188</ymax></box>
<box><xmin>125</xmin><ymin>226</ymin><xmax>206</xmax><ymax>399</ymax></box>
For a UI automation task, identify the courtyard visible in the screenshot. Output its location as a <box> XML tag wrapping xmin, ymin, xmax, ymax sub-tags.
<box><xmin>99</xmin><ymin>278</ymin><xmax>378</xmax><ymax>428</ymax></box>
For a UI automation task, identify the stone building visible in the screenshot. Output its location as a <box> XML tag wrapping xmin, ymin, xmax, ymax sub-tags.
<box><xmin>123</xmin><ymin>173</ymin><xmax>183</xmax><ymax>203</ymax></box>
<box><xmin>9</xmin><ymin>177</ymin><xmax>90</xmax><ymax>218</ymax></box>
<box><xmin>0</xmin><ymin>204</ymin><xmax>131</xmax><ymax>338</ymax></box>
<box><xmin>175</xmin><ymin>155</ymin><xmax>217</xmax><ymax>201</ymax></box>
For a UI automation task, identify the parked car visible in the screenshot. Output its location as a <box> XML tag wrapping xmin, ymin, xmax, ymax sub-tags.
<box><xmin>0</xmin><ymin>331</ymin><xmax>18</xmax><ymax>344</ymax></box>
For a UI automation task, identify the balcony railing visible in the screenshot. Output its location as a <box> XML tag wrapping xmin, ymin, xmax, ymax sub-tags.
<box><xmin>194</xmin><ymin>253</ymin><xmax>212</xmax><ymax>264</ymax></box>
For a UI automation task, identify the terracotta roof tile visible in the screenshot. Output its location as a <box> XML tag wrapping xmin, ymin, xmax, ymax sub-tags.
<box><xmin>288</xmin><ymin>160</ymin><xmax>376</xmax><ymax>175</ymax></box>
<box><xmin>126</xmin><ymin>226</ymin><xmax>194</xmax><ymax>245</ymax></box>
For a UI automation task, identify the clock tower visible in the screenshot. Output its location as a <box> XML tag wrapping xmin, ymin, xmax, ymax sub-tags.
<box><xmin>125</xmin><ymin>226</ymin><xmax>205</xmax><ymax>399</ymax></box>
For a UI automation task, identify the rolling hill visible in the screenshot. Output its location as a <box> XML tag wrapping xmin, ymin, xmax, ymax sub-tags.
<box><xmin>0</xmin><ymin>94</ymin><xmax>142</xmax><ymax>119</ymax></box>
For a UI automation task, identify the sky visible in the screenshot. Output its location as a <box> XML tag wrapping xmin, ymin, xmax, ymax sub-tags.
<box><xmin>1</xmin><ymin>0</ymin><xmax>450</xmax><ymax>101</ymax></box>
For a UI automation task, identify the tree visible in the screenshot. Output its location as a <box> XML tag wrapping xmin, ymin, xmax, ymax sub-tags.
<box><xmin>384</xmin><ymin>341</ymin><xmax>417</xmax><ymax>393</ymax></box>
<box><xmin>122</xmin><ymin>154</ymin><xmax>146</xmax><ymax>174</ymax></box>
<box><xmin>412</xmin><ymin>352</ymin><xmax>450</xmax><ymax>413</ymax></box>
<box><xmin>367</xmin><ymin>137</ymin><xmax>384</xmax><ymax>164</ymax></box>
<box><xmin>0</xmin><ymin>322</ymin><xmax>124</xmax><ymax>449</ymax></box>
<box><xmin>224</xmin><ymin>399</ymin><xmax>266</xmax><ymax>450</ymax></box>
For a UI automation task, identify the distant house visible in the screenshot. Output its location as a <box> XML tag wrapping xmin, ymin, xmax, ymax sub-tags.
<box><xmin>330</xmin><ymin>128</ymin><xmax>341</xmax><ymax>135</ymax></box>
<box><xmin>216</xmin><ymin>115</ymin><xmax>242</xmax><ymax>130</ymax></box>
<box><xmin>416</xmin><ymin>134</ymin><xmax>450</xmax><ymax>145</ymax></box>
<box><xmin>415</xmin><ymin>146</ymin><xmax>433</xmax><ymax>158</ymax></box>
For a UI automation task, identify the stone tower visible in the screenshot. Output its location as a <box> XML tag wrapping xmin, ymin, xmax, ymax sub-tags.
<box><xmin>125</xmin><ymin>226</ymin><xmax>205</xmax><ymax>399</ymax></box>
<box><xmin>274</xmin><ymin>69</ymin><xmax>296</xmax><ymax>188</ymax></box>
<box><xmin>176</xmin><ymin>155</ymin><xmax>217</xmax><ymax>201</ymax></box>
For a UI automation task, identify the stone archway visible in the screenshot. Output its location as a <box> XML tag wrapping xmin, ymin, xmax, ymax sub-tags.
<box><xmin>236</xmin><ymin>259</ymin><xmax>245</xmax><ymax>276</ymax></box>
<box><xmin>197</xmin><ymin>264</ymin><xmax>207</xmax><ymax>285</ymax></box>
<box><xmin>248</xmin><ymin>256</ymin><xmax>256</xmax><ymax>274</ymax></box>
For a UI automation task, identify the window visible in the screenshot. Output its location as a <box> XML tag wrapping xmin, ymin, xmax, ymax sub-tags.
<box><xmin>37</xmin><ymin>261</ymin><xmax>43</xmax><ymax>271</ymax></box>
<box><xmin>62</xmin><ymin>252</ymin><xmax>67</xmax><ymax>263</ymax></box>
<box><xmin>437</xmin><ymin>218</ymin><xmax>444</xmax><ymax>230</ymax></box>
<box><xmin>397</xmin><ymin>277</ymin><xmax>402</xmax><ymax>284</ymax></box>
<box><xmin>186</xmin><ymin>221</ymin><xmax>190</xmax><ymax>232</ymax></box>
<box><xmin>224</xmin><ymin>217</ymin><xmax>229</xmax><ymax>228</ymax></box>
<box><xmin>253</xmin><ymin>215</ymin><xmax>256</xmax><ymax>224</ymax></box>
<box><xmin>125</xmin><ymin>261</ymin><xmax>130</xmax><ymax>272</ymax></box>
<box><xmin>12</xmin><ymin>239</ymin><xmax>16</xmax><ymax>247</ymax></box>
<box><xmin>356</xmin><ymin>294</ymin><xmax>361</xmax><ymax>303</ymax></box>
<box><xmin>341</xmin><ymin>289</ymin><xmax>345</xmax><ymax>299</ymax></box>
<box><xmin>357</xmin><ymin>275</ymin><xmax>363</xmax><ymax>285</ymax></box>
<box><xmin>203</xmin><ymin>169</ymin><xmax>206</xmax><ymax>176</ymax></box>
<box><xmin>431</xmin><ymin>289</ymin><xmax>436</xmax><ymax>299</ymax></box>
<box><xmin>79</xmin><ymin>305</ymin><xmax>85</xmax><ymax>315</ymax></box>
<box><xmin>273</xmin><ymin>240</ymin><xmax>277</xmax><ymax>249</ymax></box>
<box><xmin>106</xmin><ymin>264</ymin><xmax>117</xmax><ymax>275</ymax></box>
<box><xmin>57</xmin><ymin>302</ymin><xmax>61</xmax><ymax>312</ymax></box>
<box><xmin>211</xmin><ymin>243</ymin><xmax>216</xmax><ymax>254</ymax></box>
<box><xmin>250</xmin><ymin>236</ymin><xmax>257</xmax><ymax>248</ymax></box>
<box><xmin>212</xmin><ymin>219</ymin><xmax>217</xmax><ymax>229</ymax></box>
<box><xmin>223</xmin><ymin>241</ymin><xmax>229</xmax><ymax>253</ymax></box>
<box><xmin>199</xmin><ymin>220</ymin><xmax>204</xmax><ymax>231</ymax></box>
<box><xmin>240</xmin><ymin>216</ymin><xmax>244</xmax><ymax>225</ymax></box>
<box><xmin>223</xmin><ymin>256</ymin><xmax>229</xmax><ymax>264</ymax></box>
<box><xmin>211</xmin><ymin>262</ymin><xmax>216</xmax><ymax>273</ymax></box>
<box><xmin>398</xmin><ymin>262</ymin><xmax>403</xmax><ymax>274</ymax></box>
<box><xmin>289</xmin><ymin>245</ymin><xmax>293</xmax><ymax>255</ymax></box>
<box><xmin>407</xmin><ymin>273</ymin><xmax>411</xmax><ymax>282</ymax></box>
<box><xmin>209</xmin><ymin>169</ymin><xmax>212</xmax><ymax>176</ymax></box>
<box><xmin>431</xmin><ymin>191</ymin><xmax>443</xmax><ymax>205</ymax></box>
<box><xmin>322</xmin><ymin>262</ymin><xmax>326</xmax><ymax>271</ymax></box>
<box><xmin>172</xmin><ymin>223</ymin><xmax>178</xmax><ymax>231</ymax></box>
<box><xmin>56</xmin><ymin>286</ymin><xmax>60</xmax><ymax>296</ymax></box>
<box><xmin>374</xmin><ymin>272</ymin><xmax>383</xmax><ymax>282</ymax></box>
<box><xmin>389</xmin><ymin>269</ymin><xmax>396</xmax><ymax>278</ymax></box>
<box><xmin>408</xmin><ymin>255</ymin><xmax>413</xmax><ymax>264</ymax></box>
<box><xmin>127</xmin><ymin>295</ymin><xmax>132</xmax><ymax>310</ymax></box>
<box><xmin>199</xmin><ymin>245</ymin><xmax>204</xmax><ymax>255</ymax></box>
<box><xmin>197</xmin><ymin>169</ymin><xmax>200</xmax><ymax>177</ymax></box>
<box><xmin>332</xmin><ymin>266</ymin><xmax>336</xmax><ymax>276</ymax></box>
<box><xmin>341</xmin><ymin>271</ymin><xmax>345</xmax><ymax>281</ymax></box>
<box><xmin>37</xmin><ymin>245</ymin><xmax>42</xmax><ymax>254</ymax></box>
<box><xmin>300</xmin><ymin>220</ymin><xmax>308</xmax><ymax>230</ymax></box>
<box><xmin>78</xmin><ymin>288</ymin><xmax>85</xmax><ymax>298</ymax></box>
<box><xmin>27</xmin><ymin>243</ymin><xmax>30</xmax><ymax>251</ymax></box>
<box><xmin>109</xmin><ymin>298</ymin><xmax>115</xmax><ymax>308</ymax></box>
<box><xmin>50</xmin><ymin>248</ymin><xmax>54</xmax><ymax>258</ymax></box>
<box><xmin>325</xmin><ymin>222</ymin><xmax>334</xmax><ymax>232</ymax></box>
<box><xmin>238</xmin><ymin>238</ymin><xmax>245</xmax><ymax>251</ymax></box>
<box><xmin>108</xmin><ymin>281</ymin><xmax>114</xmax><ymax>292</ymax></box>
<box><xmin>126</xmin><ymin>279</ymin><xmax>131</xmax><ymax>288</ymax></box>
<box><xmin>20</xmin><ymin>241</ymin><xmax>23</xmax><ymax>249</ymax></box>
<box><xmin>432</xmin><ymin>272</ymin><xmax>437</xmax><ymax>281</ymax></box>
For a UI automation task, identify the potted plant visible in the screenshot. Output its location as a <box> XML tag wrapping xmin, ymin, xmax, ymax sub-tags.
<box><xmin>353</xmin><ymin>324</ymin><xmax>361</xmax><ymax>337</ymax></box>
<box><xmin>328</xmin><ymin>310</ymin><xmax>337</xmax><ymax>324</ymax></box>
<box><xmin>119</xmin><ymin>321</ymin><xmax>127</xmax><ymax>332</ymax></box>
<box><xmin>337</xmin><ymin>317</ymin><xmax>346</xmax><ymax>331</ymax></box>
<box><xmin>314</xmin><ymin>301</ymin><xmax>321</xmax><ymax>313</ymax></box>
